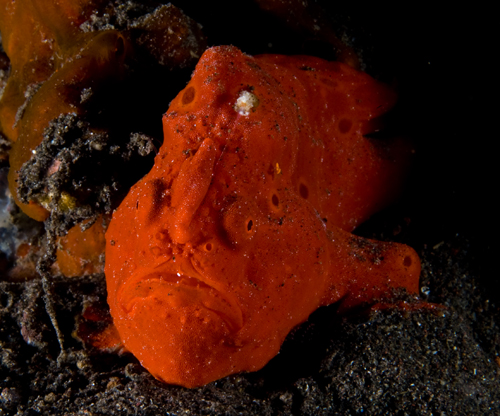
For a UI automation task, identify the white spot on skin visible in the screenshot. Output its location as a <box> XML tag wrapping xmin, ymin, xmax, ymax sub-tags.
<box><xmin>234</xmin><ymin>91</ymin><xmax>259</xmax><ymax>116</ymax></box>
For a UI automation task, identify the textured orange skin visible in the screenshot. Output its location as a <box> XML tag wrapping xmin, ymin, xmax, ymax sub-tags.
<box><xmin>105</xmin><ymin>46</ymin><xmax>421</xmax><ymax>388</ymax></box>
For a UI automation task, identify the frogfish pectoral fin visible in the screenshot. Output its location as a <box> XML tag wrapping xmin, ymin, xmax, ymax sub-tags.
<box><xmin>321</xmin><ymin>227</ymin><xmax>421</xmax><ymax>312</ymax></box>
<box><xmin>169</xmin><ymin>138</ymin><xmax>216</xmax><ymax>243</ymax></box>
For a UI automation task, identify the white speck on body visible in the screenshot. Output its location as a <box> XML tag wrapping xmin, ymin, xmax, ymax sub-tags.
<box><xmin>234</xmin><ymin>91</ymin><xmax>259</xmax><ymax>116</ymax></box>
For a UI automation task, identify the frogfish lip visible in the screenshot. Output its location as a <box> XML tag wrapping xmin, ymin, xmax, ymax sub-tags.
<box><xmin>116</xmin><ymin>268</ymin><xmax>244</xmax><ymax>332</ymax></box>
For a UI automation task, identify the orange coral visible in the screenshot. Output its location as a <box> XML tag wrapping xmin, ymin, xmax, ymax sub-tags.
<box><xmin>0</xmin><ymin>0</ymin><xmax>206</xmax><ymax>222</ymax></box>
<box><xmin>105</xmin><ymin>46</ymin><xmax>421</xmax><ymax>388</ymax></box>
<box><xmin>54</xmin><ymin>216</ymin><xmax>107</xmax><ymax>277</ymax></box>
<box><xmin>0</xmin><ymin>0</ymin><xmax>127</xmax><ymax>220</ymax></box>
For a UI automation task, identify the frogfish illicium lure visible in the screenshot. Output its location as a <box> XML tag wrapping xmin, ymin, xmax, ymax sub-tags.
<box><xmin>105</xmin><ymin>45</ymin><xmax>421</xmax><ymax>388</ymax></box>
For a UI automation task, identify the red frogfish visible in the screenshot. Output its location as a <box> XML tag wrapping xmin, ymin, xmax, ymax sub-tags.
<box><xmin>105</xmin><ymin>45</ymin><xmax>421</xmax><ymax>388</ymax></box>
